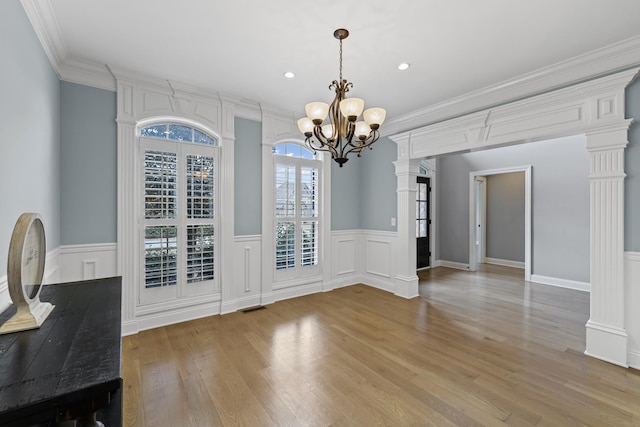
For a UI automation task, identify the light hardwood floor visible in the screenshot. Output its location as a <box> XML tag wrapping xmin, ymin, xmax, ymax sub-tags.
<box><xmin>122</xmin><ymin>265</ymin><xmax>640</xmax><ymax>426</ymax></box>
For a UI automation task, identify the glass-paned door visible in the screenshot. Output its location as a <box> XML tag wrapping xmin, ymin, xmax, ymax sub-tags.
<box><xmin>416</xmin><ymin>176</ymin><xmax>431</xmax><ymax>270</ymax></box>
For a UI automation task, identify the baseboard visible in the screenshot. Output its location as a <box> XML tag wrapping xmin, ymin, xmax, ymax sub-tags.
<box><xmin>235</xmin><ymin>295</ymin><xmax>264</xmax><ymax>312</ymax></box>
<box><xmin>272</xmin><ymin>281</ymin><xmax>323</xmax><ymax>302</ymax></box>
<box><xmin>628</xmin><ymin>349</ymin><xmax>640</xmax><ymax>370</ymax></box>
<box><xmin>121</xmin><ymin>321</ymin><xmax>139</xmax><ymax>337</ymax></box>
<box><xmin>485</xmin><ymin>257</ymin><xmax>525</xmax><ymax>269</ymax></box>
<box><xmin>360</xmin><ymin>274</ymin><xmax>395</xmax><ymax>294</ymax></box>
<box><xmin>134</xmin><ymin>299</ymin><xmax>222</xmax><ymax>333</ymax></box>
<box><xmin>438</xmin><ymin>260</ymin><xmax>470</xmax><ymax>271</ymax></box>
<box><xmin>329</xmin><ymin>277</ymin><xmax>354</xmax><ymax>290</ymax></box>
<box><xmin>585</xmin><ymin>320</ymin><xmax>628</xmax><ymax>367</ymax></box>
<box><xmin>530</xmin><ymin>274</ymin><xmax>590</xmax><ymax>292</ymax></box>
<box><xmin>220</xmin><ymin>294</ymin><xmax>264</xmax><ymax>315</ymax></box>
<box><xmin>393</xmin><ymin>274</ymin><xmax>420</xmax><ymax>299</ymax></box>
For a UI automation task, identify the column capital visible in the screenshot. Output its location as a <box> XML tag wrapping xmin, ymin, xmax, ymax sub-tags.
<box><xmin>585</xmin><ymin>119</ymin><xmax>633</xmax><ymax>151</ymax></box>
<box><xmin>393</xmin><ymin>158</ymin><xmax>422</xmax><ymax>177</ymax></box>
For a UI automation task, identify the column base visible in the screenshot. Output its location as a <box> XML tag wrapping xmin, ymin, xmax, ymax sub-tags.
<box><xmin>585</xmin><ymin>320</ymin><xmax>628</xmax><ymax>367</ymax></box>
<box><xmin>394</xmin><ymin>275</ymin><xmax>419</xmax><ymax>299</ymax></box>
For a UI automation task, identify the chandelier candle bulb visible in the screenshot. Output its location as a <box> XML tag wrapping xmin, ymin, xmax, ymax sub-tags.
<box><xmin>339</xmin><ymin>98</ymin><xmax>365</xmax><ymax>121</ymax></box>
<box><xmin>355</xmin><ymin>121</ymin><xmax>371</xmax><ymax>140</ymax></box>
<box><xmin>363</xmin><ymin>108</ymin><xmax>386</xmax><ymax>128</ymax></box>
<box><xmin>305</xmin><ymin>102</ymin><xmax>330</xmax><ymax>124</ymax></box>
<box><xmin>322</xmin><ymin>124</ymin><xmax>335</xmax><ymax>140</ymax></box>
<box><xmin>297</xmin><ymin>117</ymin><xmax>314</xmax><ymax>137</ymax></box>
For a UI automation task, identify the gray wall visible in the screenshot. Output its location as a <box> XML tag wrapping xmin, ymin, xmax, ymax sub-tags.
<box><xmin>60</xmin><ymin>81</ymin><xmax>117</xmax><ymax>245</ymax></box>
<box><xmin>486</xmin><ymin>172</ymin><xmax>525</xmax><ymax>262</ymax></box>
<box><xmin>438</xmin><ymin>135</ymin><xmax>590</xmax><ymax>282</ymax></box>
<box><xmin>0</xmin><ymin>1</ymin><xmax>61</xmax><ymax>278</ymax></box>
<box><xmin>234</xmin><ymin>118</ymin><xmax>262</xmax><ymax>235</ymax></box>
<box><xmin>331</xmin><ymin>153</ymin><xmax>362</xmax><ymax>230</ymax></box>
<box><xmin>330</xmin><ymin>135</ymin><xmax>397</xmax><ymax>231</ymax></box>
<box><xmin>626</xmin><ymin>77</ymin><xmax>640</xmax><ymax>251</ymax></box>
<box><xmin>360</xmin><ymin>136</ymin><xmax>398</xmax><ymax>232</ymax></box>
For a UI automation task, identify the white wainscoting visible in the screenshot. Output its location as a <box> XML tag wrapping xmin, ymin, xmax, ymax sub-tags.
<box><xmin>330</xmin><ymin>230</ymin><xmax>398</xmax><ymax>293</ymax></box>
<box><xmin>626</xmin><ymin>251</ymin><xmax>640</xmax><ymax>369</ymax></box>
<box><xmin>331</xmin><ymin>230</ymin><xmax>360</xmax><ymax>289</ymax></box>
<box><xmin>227</xmin><ymin>235</ymin><xmax>263</xmax><ymax>313</ymax></box>
<box><xmin>58</xmin><ymin>243</ymin><xmax>117</xmax><ymax>283</ymax></box>
<box><xmin>361</xmin><ymin>230</ymin><xmax>397</xmax><ymax>294</ymax></box>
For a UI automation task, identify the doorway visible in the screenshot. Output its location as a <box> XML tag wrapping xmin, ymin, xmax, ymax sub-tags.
<box><xmin>416</xmin><ymin>176</ymin><xmax>431</xmax><ymax>270</ymax></box>
<box><xmin>469</xmin><ymin>166</ymin><xmax>532</xmax><ymax>281</ymax></box>
<box><xmin>474</xmin><ymin>176</ymin><xmax>486</xmax><ymax>265</ymax></box>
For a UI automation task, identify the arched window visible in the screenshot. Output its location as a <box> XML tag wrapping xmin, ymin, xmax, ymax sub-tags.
<box><xmin>140</xmin><ymin>123</ymin><xmax>216</xmax><ymax>145</ymax></box>
<box><xmin>138</xmin><ymin>122</ymin><xmax>219</xmax><ymax>305</ymax></box>
<box><xmin>272</xmin><ymin>143</ymin><xmax>320</xmax><ymax>277</ymax></box>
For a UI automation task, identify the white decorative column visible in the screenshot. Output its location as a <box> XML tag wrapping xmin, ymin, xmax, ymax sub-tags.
<box><xmin>219</xmin><ymin>95</ymin><xmax>236</xmax><ymax>314</ymax></box>
<box><xmin>585</xmin><ymin>122</ymin><xmax>632</xmax><ymax>367</ymax></box>
<box><xmin>115</xmin><ymin>79</ymin><xmax>139</xmax><ymax>335</ymax></box>
<box><xmin>392</xmin><ymin>136</ymin><xmax>421</xmax><ymax>299</ymax></box>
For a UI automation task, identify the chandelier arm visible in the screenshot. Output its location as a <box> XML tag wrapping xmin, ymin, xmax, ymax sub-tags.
<box><xmin>312</xmin><ymin>126</ymin><xmax>328</xmax><ymax>146</ymax></box>
<box><xmin>305</xmin><ymin>139</ymin><xmax>321</xmax><ymax>156</ymax></box>
<box><xmin>306</xmin><ymin>140</ymin><xmax>334</xmax><ymax>156</ymax></box>
<box><xmin>343</xmin><ymin>122</ymin><xmax>359</xmax><ymax>150</ymax></box>
<box><xmin>342</xmin><ymin>130</ymin><xmax>381</xmax><ymax>157</ymax></box>
<box><xmin>311</xmin><ymin>127</ymin><xmax>339</xmax><ymax>158</ymax></box>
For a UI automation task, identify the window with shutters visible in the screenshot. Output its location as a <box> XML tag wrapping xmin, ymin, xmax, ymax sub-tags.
<box><xmin>273</xmin><ymin>143</ymin><xmax>320</xmax><ymax>278</ymax></box>
<box><xmin>139</xmin><ymin>122</ymin><xmax>218</xmax><ymax>305</ymax></box>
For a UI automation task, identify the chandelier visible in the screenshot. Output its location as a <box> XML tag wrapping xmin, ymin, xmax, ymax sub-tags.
<box><xmin>297</xmin><ymin>29</ymin><xmax>386</xmax><ymax>167</ymax></box>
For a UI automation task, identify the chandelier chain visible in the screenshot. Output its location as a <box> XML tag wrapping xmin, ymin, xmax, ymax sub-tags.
<box><xmin>339</xmin><ymin>38</ymin><xmax>343</xmax><ymax>83</ymax></box>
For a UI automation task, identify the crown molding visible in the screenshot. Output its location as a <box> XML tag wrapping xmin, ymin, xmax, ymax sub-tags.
<box><xmin>22</xmin><ymin>1</ymin><xmax>640</xmax><ymax>129</ymax></box>
<box><xmin>60</xmin><ymin>57</ymin><xmax>115</xmax><ymax>91</ymax></box>
<box><xmin>384</xmin><ymin>35</ymin><xmax>640</xmax><ymax>137</ymax></box>
<box><xmin>20</xmin><ymin>0</ymin><xmax>66</xmax><ymax>74</ymax></box>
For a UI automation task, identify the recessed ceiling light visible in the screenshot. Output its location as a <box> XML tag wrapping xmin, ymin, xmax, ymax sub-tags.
<box><xmin>284</xmin><ymin>71</ymin><xmax>296</xmax><ymax>79</ymax></box>
<box><xmin>398</xmin><ymin>62</ymin><xmax>411</xmax><ymax>71</ymax></box>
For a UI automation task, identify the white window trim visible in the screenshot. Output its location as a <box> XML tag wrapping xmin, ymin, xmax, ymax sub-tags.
<box><xmin>260</xmin><ymin>109</ymin><xmax>332</xmax><ymax>305</ymax></box>
<box><xmin>138</xmin><ymin>132</ymin><xmax>220</xmax><ymax>306</ymax></box>
<box><xmin>114</xmin><ymin>72</ymin><xmax>235</xmax><ymax>335</ymax></box>
<box><xmin>273</xmin><ymin>145</ymin><xmax>322</xmax><ymax>281</ymax></box>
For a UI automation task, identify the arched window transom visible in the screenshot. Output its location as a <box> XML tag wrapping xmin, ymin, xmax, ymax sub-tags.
<box><xmin>140</xmin><ymin>123</ymin><xmax>217</xmax><ymax>146</ymax></box>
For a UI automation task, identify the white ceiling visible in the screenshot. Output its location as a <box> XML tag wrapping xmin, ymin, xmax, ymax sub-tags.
<box><xmin>36</xmin><ymin>0</ymin><xmax>640</xmax><ymax>121</ymax></box>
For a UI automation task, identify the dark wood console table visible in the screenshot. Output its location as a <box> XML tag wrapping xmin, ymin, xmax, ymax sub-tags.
<box><xmin>0</xmin><ymin>277</ymin><xmax>122</xmax><ymax>426</ymax></box>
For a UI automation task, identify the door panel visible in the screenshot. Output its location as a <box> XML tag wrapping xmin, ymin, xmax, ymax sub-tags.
<box><xmin>416</xmin><ymin>177</ymin><xmax>431</xmax><ymax>269</ymax></box>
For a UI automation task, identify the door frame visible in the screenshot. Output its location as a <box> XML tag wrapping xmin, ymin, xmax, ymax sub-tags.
<box><xmin>416</xmin><ymin>175</ymin><xmax>431</xmax><ymax>270</ymax></box>
<box><xmin>468</xmin><ymin>165</ymin><xmax>532</xmax><ymax>281</ymax></box>
<box><xmin>474</xmin><ymin>176</ymin><xmax>487</xmax><ymax>265</ymax></box>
